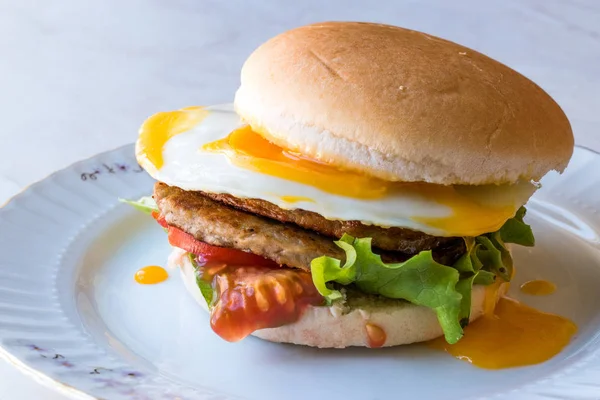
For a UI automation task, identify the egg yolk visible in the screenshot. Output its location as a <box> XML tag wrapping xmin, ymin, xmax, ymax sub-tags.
<box><xmin>430</xmin><ymin>282</ymin><xmax>576</xmax><ymax>369</ymax></box>
<box><xmin>520</xmin><ymin>279</ymin><xmax>557</xmax><ymax>296</ymax></box>
<box><xmin>134</xmin><ymin>266</ymin><xmax>169</xmax><ymax>285</ymax></box>
<box><xmin>280</xmin><ymin>195</ymin><xmax>315</xmax><ymax>204</ymax></box>
<box><xmin>203</xmin><ymin>125</ymin><xmax>519</xmax><ymax>236</ymax></box>
<box><xmin>137</xmin><ymin>106</ymin><xmax>209</xmax><ymax>173</ymax></box>
<box><xmin>136</xmin><ymin>106</ymin><xmax>531</xmax><ymax>237</ymax></box>
<box><xmin>411</xmin><ymin>186</ymin><xmax>515</xmax><ymax>237</ymax></box>
<box><xmin>203</xmin><ymin>125</ymin><xmax>388</xmax><ymax>199</ymax></box>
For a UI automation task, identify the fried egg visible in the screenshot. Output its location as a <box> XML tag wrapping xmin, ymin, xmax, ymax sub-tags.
<box><xmin>136</xmin><ymin>104</ymin><xmax>537</xmax><ymax>237</ymax></box>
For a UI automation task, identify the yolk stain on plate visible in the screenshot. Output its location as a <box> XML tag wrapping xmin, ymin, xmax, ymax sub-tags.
<box><xmin>430</xmin><ymin>282</ymin><xmax>576</xmax><ymax>369</ymax></box>
<box><xmin>135</xmin><ymin>266</ymin><xmax>169</xmax><ymax>285</ymax></box>
<box><xmin>520</xmin><ymin>279</ymin><xmax>557</xmax><ymax>295</ymax></box>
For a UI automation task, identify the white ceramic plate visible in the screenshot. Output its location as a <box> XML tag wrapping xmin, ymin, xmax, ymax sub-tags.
<box><xmin>1</xmin><ymin>145</ymin><xmax>600</xmax><ymax>400</ymax></box>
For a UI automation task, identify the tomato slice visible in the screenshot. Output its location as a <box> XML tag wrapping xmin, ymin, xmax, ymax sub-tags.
<box><xmin>152</xmin><ymin>211</ymin><xmax>168</xmax><ymax>228</ymax></box>
<box><xmin>152</xmin><ymin>212</ymin><xmax>278</xmax><ymax>267</ymax></box>
<box><xmin>168</xmin><ymin>227</ymin><xmax>279</xmax><ymax>266</ymax></box>
<box><xmin>151</xmin><ymin>212</ymin><xmax>323</xmax><ymax>341</ymax></box>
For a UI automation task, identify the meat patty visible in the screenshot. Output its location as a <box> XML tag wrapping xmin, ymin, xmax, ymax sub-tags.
<box><xmin>155</xmin><ymin>183</ymin><xmax>344</xmax><ymax>270</ymax></box>
<box><xmin>155</xmin><ymin>183</ymin><xmax>466</xmax><ymax>270</ymax></box>
<box><xmin>198</xmin><ymin>191</ymin><xmax>458</xmax><ymax>253</ymax></box>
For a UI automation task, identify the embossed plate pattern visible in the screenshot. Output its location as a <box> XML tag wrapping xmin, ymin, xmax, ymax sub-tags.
<box><xmin>1</xmin><ymin>145</ymin><xmax>600</xmax><ymax>400</ymax></box>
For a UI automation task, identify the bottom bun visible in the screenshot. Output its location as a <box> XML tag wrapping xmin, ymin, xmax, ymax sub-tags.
<box><xmin>170</xmin><ymin>247</ymin><xmax>508</xmax><ymax>348</ymax></box>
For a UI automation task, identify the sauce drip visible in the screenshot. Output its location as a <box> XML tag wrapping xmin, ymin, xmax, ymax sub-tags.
<box><xmin>137</xmin><ymin>106</ymin><xmax>209</xmax><ymax>172</ymax></box>
<box><xmin>431</xmin><ymin>296</ymin><xmax>577</xmax><ymax>369</ymax></box>
<box><xmin>365</xmin><ymin>323</ymin><xmax>387</xmax><ymax>348</ymax></box>
<box><xmin>135</xmin><ymin>266</ymin><xmax>169</xmax><ymax>285</ymax></box>
<box><xmin>198</xmin><ymin>261</ymin><xmax>323</xmax><ymax>342</ymax></box>
<box><xmin>520</xmin><ymin>280</ymin><xmax>557</xmax><ymax>296</ymax></box>
<box><xmin>202</xmin><ymin>126</ymin><xmax>518</xmax><ymax>236</ymax></box>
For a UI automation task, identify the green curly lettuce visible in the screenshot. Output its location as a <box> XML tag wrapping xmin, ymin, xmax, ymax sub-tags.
<box><xmin>499</xmin><ymin>206</ymin><xmax>535</xmax><ymax>246</ymax></box>
<box><xmin>312</xmin><ymin>234</ymin><xmax>464</xmax><ymax>343</ymax></box>
<box><xmin>310</xmin><ymin>207</ymin><xmax>534</xmax><ymax>344</ymax></box>
<box><xmin>453</xmin><ymin>238</ymin><xmax>497</xmax><ymax>326</ymax></box>
<box><xmin>120</xmin><ymin>192</ymin><xmax>535</xmax><ymax>345</ymax></box>
<box><xmin>119</xmin><ymin>196</ymin><xmax>158</xmax><ymax>214</ymax></box>
<box><xmin>190</xmin><ymin>254</ymin><xmax>214</xmax><ymax>307</ymax></box>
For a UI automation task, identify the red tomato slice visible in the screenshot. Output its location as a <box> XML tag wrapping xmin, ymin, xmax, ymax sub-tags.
<box><xmin>167</xmin><ymin>227</ymin><xmax>278</xmax><ymax>266</ymax></box>
<box><xmin>152</xmin><ymin>212</ymin><xmax>278</xmax><ymax>267</ymax></box>
<box><xmin>152</xmin><ymin>211</ymin><xmax>168</xmax><ymax>228</ymax></box>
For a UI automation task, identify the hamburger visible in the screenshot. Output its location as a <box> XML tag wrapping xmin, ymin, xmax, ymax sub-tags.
<box><xmin>126</xmin><ymin>22</ymin><xmax>573</xmax><ymax>348</ymax></box>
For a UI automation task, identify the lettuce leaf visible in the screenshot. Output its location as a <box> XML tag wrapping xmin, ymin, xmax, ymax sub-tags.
<box><xmin>453</xmin><ymin>237</ymin><xmax>480</xmax><ymax>274</ymax></box>
<box><xmin>309</xmin><ymin>240</ymin><xmax>356</xmax><ymax>302</ymax></box>
<box><xmin>473</xmin><ymin>270</ymin><xmax>496</xmax><ymax>285</ymax></box>
<box><xmin>189</xmin><ymin>254</ymin><xmax>214</xmax><ymax>307</ymax></box>
<box><xmin>122</xmin><ymin>191</ymin><xmax>534</xmax><ymax>345</ymax></box>
<box><xmin>455</xmin><ymin>276</ymin><xmax>476</xmax><ymax>327</ymax></box>
<box><xmin>119</xmin><ymin>196</ymin><xmax>158</xmax><ymax>214</ymax></box>
<box><xmin>310</xmin><ymin>207</ymin><xmax>534</xmax><ymax>344</ymax></box>
<box><xmin>454</xmin><ymin>238</ymin><xmax>482</xmax><ymax>324</ymax></box>
<box><xmin>499</xmin><ymin>206</ymin><xmax>535</xmax><ymax>246</ymax></box>
<box><xmin>311</xmin><ymin>234</ymin><xmax>464</xmax><ymax>344</ymax></box>
<box><xmin>456</xmin><ymin>269</ymin><xmax>496</xmax><ymax>326</ymax></box>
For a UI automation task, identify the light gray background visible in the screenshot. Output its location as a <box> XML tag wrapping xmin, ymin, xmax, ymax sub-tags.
<box><xmin>0</xmin><ymin>0</ymin><xmax>598</xmax><ymax>398</ymax></box>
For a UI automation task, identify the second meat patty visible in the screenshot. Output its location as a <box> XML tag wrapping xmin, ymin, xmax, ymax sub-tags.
<box><xmin>201</xmin><ymin>191</ymin><xmax>456</xmax><ymax>253</ymax></box>
<box><xmin>155</xmin><ymin>183</ymin><xmax>465</xmax><ymax>270</ymax></box>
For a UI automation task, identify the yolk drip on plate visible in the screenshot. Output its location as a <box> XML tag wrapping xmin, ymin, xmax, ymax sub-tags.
<box><xmin>137</xmin><ymin>106</ymin><xmax>209</xmax><ymax>172</ymax></box>
<box><xmin>520</xmin><ymin>279</ymin><xmax>557</xmax><ymax>295</ymax></box>
<box><xmin>430</xmin><ymin>282</ymin><xmax>576</xmax><ymax>369</ymax></box>
<box><xmin>203</xmin><ymin>125</ymin><xmax>519</xmax><ymax>236</ymax></box>
<box><xmin>135</xmin><ymin>266</ymin><xmax>169</xmax><ymax>285</ymax></box>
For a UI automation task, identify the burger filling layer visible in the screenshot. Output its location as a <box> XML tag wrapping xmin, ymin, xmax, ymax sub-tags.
<box><xmin>124</xmin><ymin>182</ymin><xmax>534</xmax><ymax>344</ymax></box>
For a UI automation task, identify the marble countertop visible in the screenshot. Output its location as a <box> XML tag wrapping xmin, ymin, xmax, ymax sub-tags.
<box><xmin>0</xmin><ymin>0</ymin><xmax>598</xmax><ymax>398</ymax></box>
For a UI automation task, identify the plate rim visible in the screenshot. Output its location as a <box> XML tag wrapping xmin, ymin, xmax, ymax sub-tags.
<box><xmin>0</xmin><ymin>143</ymin><xmax>136</xmax><ymax>400</ymax></box>
<box><xmin>0</xmin><ymin>144</ymin><xmax>599</xmax><ymax>400</ymax></box>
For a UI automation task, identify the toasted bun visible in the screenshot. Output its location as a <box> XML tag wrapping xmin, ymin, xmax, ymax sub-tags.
<box><xmin>235</xmin><ymin>22</ymin><xmax>573</xmax><ymax>185</ymax></box>
<box><xmin>172</xmin><ymin>248</ymin><xmax>508</xmax><ymax>348</ymax></box>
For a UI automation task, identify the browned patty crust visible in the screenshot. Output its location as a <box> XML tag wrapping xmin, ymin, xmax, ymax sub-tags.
<box><xmin>154</xmin><ymin>183</ymin><xmax>465</xmax><ymax>270</ymax></box>
<box><xmin>155</xmin><ymin>183</ymin><xmax>344</xmax><ymax>270</ymax></box>
<box><xmin>199</xmin><ymin>192</ymin><xmax>457</xmax><ymax>253</ymax></box>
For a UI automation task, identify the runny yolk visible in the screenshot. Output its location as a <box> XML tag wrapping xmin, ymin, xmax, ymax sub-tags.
<box><xmin>202</xmin><ymin>125</ymin><xmax>519</xmax><ymax>236</ymax></box>
<box><xmin>411</xmin><ymin>185</ymin><xmax>515</xmax><ymax>237</ymax></box>
<box><xmin>279</xmin><ymin>195</ymin><xmax>315</xmax><ymax>204</ymax></box>
<box><xmin>520</xmin><ymin>280</ymin><xmax>557</xmax><ymax>296</ymax></box>
<box><xmin>135</xmin><ymin>266</ymin><xmax>169</xmax><ymax>285</ymax></box>
<box><xmin>430</xmin><ymin>282</ymin><xmax>577</xmax><ymax>369</ymax></box>
<box><xmin>203</xmin><ymin>125</ymin><xmax>389</xmax><ymax>199</ymax></box>
<box><xmin>137</xmin><ymin>106</ymin><xmax>209</xmax><ymax>172</ymax></box>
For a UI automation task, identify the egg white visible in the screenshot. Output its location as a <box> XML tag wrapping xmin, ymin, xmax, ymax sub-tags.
<box><xmin>148</xmin><ymin>104</ymin><xmax>536</xmax><ymax>236</ymax></box>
